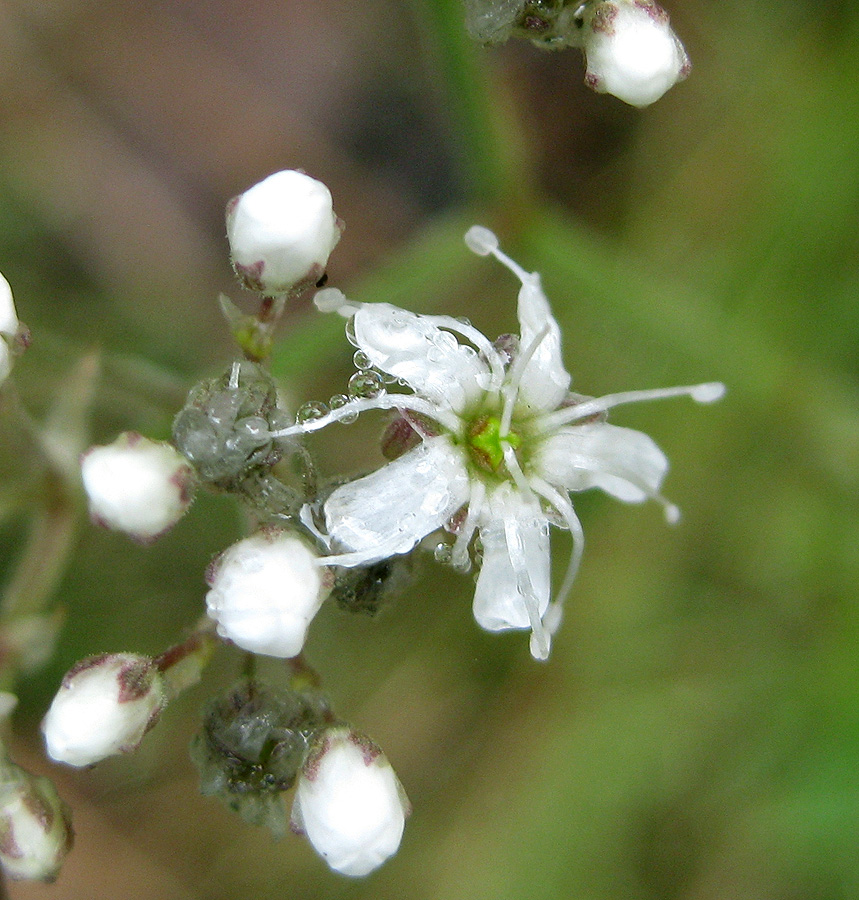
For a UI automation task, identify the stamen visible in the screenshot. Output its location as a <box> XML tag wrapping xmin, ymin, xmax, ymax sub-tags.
<box><xmin>464</xmin><ymin>225</ymin><xmax>499</xmax><ymax>256</ymax></box>
<box><xmin>269</xmin><ymin>393</ymin><xmax>460</xmax><ymax>440</ymax></box>
<box><xmin>502</xmin><ymin>443</ymin><xmax>533</xmax><ymax>498</ymax></box>
<box><xmin>529</xmin><ymin>476</ymin><xmax>584</xmax><ymax>623</ymax></box>
<box><xmin>499</xmin><ymin>323</ymin><xmax>551</xmax><ymax>438</ymax></box>
<box><xmin>450</xmin><ymin>480</ymin><xmax>485</xmax><ymax>571</ymax></box>
<box><xmin>542</xmin><ymin>382</ymin><xmax>726</xmax><ymax>431</ymax></box>
<box><xmin>423</xmin><ymin>315</ymin><xmax>506</xmax><ymax>390</ymax></box>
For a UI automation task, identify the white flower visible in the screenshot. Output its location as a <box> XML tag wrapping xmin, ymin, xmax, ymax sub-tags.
<box><xmin>291</xmin><ymin>726</ymin><xmax>409</xmax><ymax>877</ymax></box>
<box><xmin>205</xmin><ymin>529</ymin><xmax>332</xmax><ymax>658</ymax></box>
<box><xmin>0</xmin><ymin>271</ymin><xmax>22</xmax><ymax>386</ymax></box>
<box><xmin>273</xmin><ymin>225</ymin><xmax>724</xmax><ymax>660</ymax></box>
<box><xmin>81</xmin><ymin>432</ymin><xmax>196</xmax><ymax>542</ymax></box>
<box><xmin>582</xmin><ymin>0</ymin><xmax>690</xmax><ymax>107</ymax></box>
<box><xmin>226</xmin><ymin>170</ymin><xmax>343</xmax><ymax>296</ymax></box>
<box><xmin>0</xmin><ymin>766</ymin><xmax>72</xmax><ymax>881</ymax></box>
<box><xmin>42</xmin><ymin>653</ymin><xmax>166</xmax><ymax>767</ymax></box>
<box><xmin>0</xmin><ymin>272</ymin><xmax>19</xmax><ymax>340</ymax></box>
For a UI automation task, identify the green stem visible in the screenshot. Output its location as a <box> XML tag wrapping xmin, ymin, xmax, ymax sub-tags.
<box><xmin>410</xmin><ymin>0</ymin><xmax>535</xmax><ymax>211</ymax></box>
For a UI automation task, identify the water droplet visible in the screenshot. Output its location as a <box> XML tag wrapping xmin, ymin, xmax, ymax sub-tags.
<box><xmin>235</xmin><ymin>416</ymin><xmax>269</xmax><ymax>441</ymax></box>
<box><xmin>344</xmin><ymin>318</ymin><xmax>359</xmax><ymax>348</ymax></box>
<box><xmin>352</xmin><ymin>350</ymin><xmax>372</xmax><ymax>370</ymax></box>
<box><xmin>434</xmin><ymin>542</ymin><xmax>452</xmax><ymax>564</ymax></box>
<box><xmin>296</xmin><ymin>401</ymin><xmax>330</xmax><ymax>424</ymax></box>
<box><xmin>456</xmin><ymin>316</ymin><xmax>472</xmax><ymax>327</ymax></box>
<box><xmin>329</xmin><ymin>393</ymin><xmax>359</xmax><ymax>423</ymax></box>
<box><xmin>433</xmin><ymin>331</ymin><xmax>458</xmax><ymax>352</ymax></box>
<box><xmin>348</xmin><ymin>370</ymin><xmax>384</xmax><ymax>399</ymax></box>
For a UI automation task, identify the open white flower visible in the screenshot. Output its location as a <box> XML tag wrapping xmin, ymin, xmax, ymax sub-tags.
<box><xmin>273</xmin><ymin>226</ymin><xmax>724</xmax><ymax>660</ymax></box>
<box><xmin>581</xmin><ymin>0</ymin><xmax>690</xmax><ymax>107</ymax></box>
<box><xmin>291</xmin><ymin>726</ymin><xmax>409</xmax><ymax>877</ymax></box>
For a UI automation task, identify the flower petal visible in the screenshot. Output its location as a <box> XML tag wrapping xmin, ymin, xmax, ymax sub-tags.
<box><xmin>515</xmin><ymin>276</ymin><xmax>571</xmax><ymax>412</ymax></box>
<box><xmin>535</xmin><ymin>421</ymin><xmax>668</xmax><ymax>502</ymax></box>
<box><xmin>352</xmin><ymin>304</ymin><xmax>490</xmax><ymax>414</ymax></box>
<box><xmin>472</xmin><ymin>487</ymin><xmax>551</xmax><ymax>633</ymax></box>
<box><xmin>323</xmin><ymin>437</ymin><xmax>470</xmax><ymax>565</ymax></box>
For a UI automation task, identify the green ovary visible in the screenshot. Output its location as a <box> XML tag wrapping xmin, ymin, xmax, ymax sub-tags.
<box><xmin>466</xmin><ymin>415</ymin><xmax>522</xmax><ymax>474</ymax></box>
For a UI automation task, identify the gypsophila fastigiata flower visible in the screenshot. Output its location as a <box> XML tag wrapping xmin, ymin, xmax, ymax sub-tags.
<box><xmin>80</xmin><ymin>432</ymin><xmax>196</xmax><ymax>542</ymax></box>
<box><xmin>0</xmin><ymin>763</ymin><xmax>73</xmax><ymax>881</ymax></box>
<box><xmin>226</xmin><ymin>170</ymin><xmax>344</xmax><ymax>297</ymax></box>
<box><xmin>42</xmin><ymin>653</ymin><xmax>166</xmax><ymax>767</ymax></box>
<box><xmin>462</xmin><ymin>0</ymin><xmax>689</xmax><ymax>106</ymax></box>
<box><xmin>272</xmin><ymin>225</ymin><xmax>724</xmax><ymax>660</ymax></box>
<box><xmin>580</xmin><ymin>0</ymin><xmax>690</xmax><ymax>106</ymax></box>
<box><xmin>0</xmin><ymin>270</ymin><xmax>29</xmax><ymax>385</ymax></box>
<box><xmin>205</xmin><ymin>529</ymin><xmax>333</xmax><ymax>658</ymax></box>
<box><xmin>291</xmin><ymin>726</ymin><xmax>409</xmax><ymax>877</ymax></box>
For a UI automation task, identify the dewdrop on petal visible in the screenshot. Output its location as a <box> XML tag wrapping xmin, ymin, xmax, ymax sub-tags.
<box><xmin>205</xmin><ymin>529</ymin><xmax>332</xmax><ymax>658</ymax></box>
<box><xmin>81</xmin><ymin>432</ymin><xmax>195</xmax><ymax>542</ymax></box>
<box><xmin>582</xmin><ymin>0</ymin><xmax>690</xmax><ymax>107</ymax></box>
<box><xmin>42</xmin><ymin>653</ymin><xmax>166</xmax><ymax>768</ymax></box>
<box><xmin>226</xmin><ymin>170</ymin><xmax>343</xmax><ymax>297</ymax></box>
<box><xmin>291</xmin><ymin>726</ymin><xmax>409</xmax><ymax>877</ymax></box>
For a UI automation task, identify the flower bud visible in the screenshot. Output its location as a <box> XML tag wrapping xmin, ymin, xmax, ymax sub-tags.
<box><xmin>0</xmin><ymin>272</ymin><xmax>19</xmax><ymax>341</ymax></box>
<box><xmin>42</xmin><ymin>653</ymin><xmax>166</xmax><ymax>767</ymax></box>
<box><xmin>291</xmin><ymin>726</ymin><xmax>409</xmax><ymax>877</ymax></box>
<box><xmin>226</xmin><ymin>170</ymin><xmax>343</xmax><ymax>297</ymax></box>
<box><xmin>582</xmin><ymin>0</ymin><xmax>690</xmax><ymax>107</ymax></box>
<box><xmin>291</xmin><ymin>725</ymin><xmax>411</xmax><ymax>876</ymax></box>
<box><xmin>0</xmin><ymin>766</ymin><xmax>73</xmax><ymax>881</ymax></box>
<box><xmin>81</xmin><ymin>432</ymin><xmax>196</xmax><ymax>542</ymax></box>
<box><xmin>206</xmin><ymin>529</ymin><xmax>332</xmax><ymax>658</ymax></box>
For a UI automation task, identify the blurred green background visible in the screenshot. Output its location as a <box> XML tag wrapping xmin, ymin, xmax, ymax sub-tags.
<box><xmin>2</xmin><ymin>0</ymin><xmax>859</xmax><ymax>897</ymax></box>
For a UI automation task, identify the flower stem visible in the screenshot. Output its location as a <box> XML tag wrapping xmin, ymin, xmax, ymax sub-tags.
<box><xmin>409</xmin><ymin>0</ymin><xmax>535</xmax><ymax>210</ymax></box>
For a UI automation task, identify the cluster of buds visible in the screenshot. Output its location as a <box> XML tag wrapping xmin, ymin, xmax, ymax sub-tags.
<box><xmin>464</xmin><ymin>0</ymin><xmax>690</xmax><ymax>107</ymax></box>
<box><xmin>192</xmin><ymin>680</ymin><xmax>408</xmax><ymax>876</ymax></box>
<box><xmin>51</xmin><ymin>162</ymin><xmax>721</xmax><ymax>882</ymax></box>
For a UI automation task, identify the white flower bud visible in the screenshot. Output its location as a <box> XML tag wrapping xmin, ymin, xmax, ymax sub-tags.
<box><xmin>582</xmin><ymin>0</ymin><xmax>690</xmax><ymax>107</ymax></box>
<box><xmin>226</xmin><ymin>170</ymin><xmax>343</xmax><ymax>297</ymax></box>
<box><xmin>0</xmin><ymin>767</ymin><xmax>73</xmax><ymax>881</ymax></box>
<box><xmin>291</xmin><ymin>726</ymin><xmax>409</xmax><ymax>877</ymax></box>
<box><xmin>42</xmin><ymin>653</ymin><xmax>166</xmax><ymax>768</ymax></box>
<box><xmin>205</xmin><ymin>529</ymin><xmax>331</xmax><ymax>658</ymax></box>
<box><xmin>81</xmin><ymin>432</ymin><xmax>196</xmax><ymax>542</ymax></box>
<box><xmin>0</xmin><ymin>272</ymin><xmax>19</xmax><ymax>340</ymax></box>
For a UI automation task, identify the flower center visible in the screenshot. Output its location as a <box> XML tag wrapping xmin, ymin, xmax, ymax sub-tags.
<box><xmin>466</xmin><ymin>414</ymin><xmax>521</xmax><ymax>474</ymax></box>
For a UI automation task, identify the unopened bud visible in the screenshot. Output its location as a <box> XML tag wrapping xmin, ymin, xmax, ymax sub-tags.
<box><xmin>0</xmin><ymin>766</ymin><xmax>72</xmax><ymax>881</ymax></box>
<box><xmin>81</xmin><ymin>432</ymin><xmax>196</xmax><ymax>542</ymax></box>
<box><xmin>582</xmin><ymin>0</ymin><xmax>690</xmax><ymax>107</ymax></box>
<box><xmin>291</xmin><ymin>726</ymin><xmax>409</xmax><ymax>877</ymax></box>
<box><xmin>206</xmin><ymin>529</ymin><xmax>332</xmax><ymax>658</ymax></box>
<box><xmin>42</xmin><ymin>653</ymin><xmax>166</xmax><ymax>767</ymax></box>
<box><xmin>226</xmin><ymin>170</ymin><xmax>343</xmax><ymax>297</ymax></box>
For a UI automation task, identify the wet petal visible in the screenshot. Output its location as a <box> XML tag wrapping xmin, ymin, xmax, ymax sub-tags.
<box><xmin>535</xmin><ymin>422</ymin><xmax>668</xmax><ymax>502</ymax></box>
<box><xmin>352</xmin><ymin>304</ymin><xmax>490</xmax><ymax>414</ymax></box>
<box><xmin>515</xmin><ymin>276</ymin><xmax>571</xmax><ymax>412</ymax></box>
<box><xmin>323</xmin><ymin>437</ymin><xmax>470</xmax><ymax>565</ymax></box>
<box><xmin>472</xmin><ymin>487</ymin><xmax>551</xmax><ymax>633</ymax></box>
